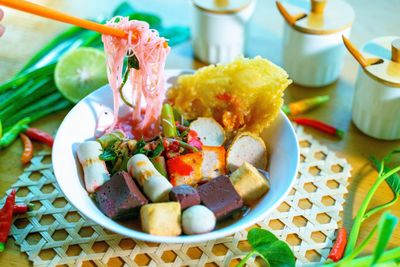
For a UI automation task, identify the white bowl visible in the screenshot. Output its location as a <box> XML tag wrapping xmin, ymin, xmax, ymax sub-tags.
<box><xmin>52</xmin><ymin>69</ymin><xmax>299</xmax><ymax>243</ymax></box>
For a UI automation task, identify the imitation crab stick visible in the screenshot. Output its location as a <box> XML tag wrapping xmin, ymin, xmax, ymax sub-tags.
<box><xmin>77</xmin><ymin>141</ymin><xmax>110</xmax><ymax>193</ymax></box>
<box><xmin>127</xmin><ymin>154</ymin><xmax>172</xmax><ymax>202</ymax></box>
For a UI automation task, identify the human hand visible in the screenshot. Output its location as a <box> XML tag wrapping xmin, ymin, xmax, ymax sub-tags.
<box><xmin>0</xmin><ymin>8</ymin><xmax>4</xmax><ymax>37</ymax></box>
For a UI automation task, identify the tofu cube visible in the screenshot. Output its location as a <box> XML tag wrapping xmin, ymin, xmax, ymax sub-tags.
<box><xmin>198</xmin><ymin>175</ymin><xmax>243</xmax><ymax>220</ymax></box>
<box><xmin>201</xmin><ymin>146</ymin><xmax>226</xmax><ymax>180</ymax></box>
<box><xmin>167</xmin><ymin>152</ymin><xmax>203</xmax><ymax>186</ymax></box>
<box><xmin>140</xmin><ymin>202</ymin><xmax>182</xmax><ymax>236</ymax></box>
<box><xmin>95</xmin><ymin>171</ymin><xmax>148</xmax><ymax>219</ymax></box>
<box><xmin>229</xmin><ymin>162</ymin><xmax>270</xmax><ymax>205</ymax></box>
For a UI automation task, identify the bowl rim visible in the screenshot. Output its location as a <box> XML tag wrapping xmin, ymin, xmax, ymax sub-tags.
<box><xmin>52</xmin><ymin>69</ymin><xmax>299</xmax><ymax>243</ymax></box>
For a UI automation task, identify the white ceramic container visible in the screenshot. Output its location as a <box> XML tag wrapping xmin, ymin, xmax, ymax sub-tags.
<box><xmin>352</xmin><ymin>36</ymin><xmax>400</xmax><ymax>140</ymax></box>
<box><xmin>278</xmin><ymin>0</ymin><xmax>354</xmax><ymax>87</ymax></box>
<box><xmin>192</xmin><ymin>0</ymin><xmax>256</xmax><ymax>64</ymax></box>
<box><xmin>52</xmin><ymin>69</ymin><xmax>299</xmax><ymax>243</ymax></box>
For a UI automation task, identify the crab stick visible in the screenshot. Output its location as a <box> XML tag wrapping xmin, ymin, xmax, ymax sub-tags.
<box><xmin>77</xmin><ymin>141</ymin><xmax>110</xmax><ymax>193</ymax></box>
<box><xmin>127</xmin><ymin>154</ymin><xmax>173</xmax><ymax>202</ymax></box>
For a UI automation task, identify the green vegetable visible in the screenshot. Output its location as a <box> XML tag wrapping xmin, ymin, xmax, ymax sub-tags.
<box><xmin>146</xmin><ymin>140</ymin><xmax>164</xmax><ymax>159</ymax></box>
<box><xmin>151</xmin><ymin>156</ymin><xmax>167</xmax><ymax>177</ymax></box>
<box><xmin>0</xmin><ymin>117</ymin><xmax>31</xmax><ymax>149</ymax></box>
<box><xmin>344</xmin><ymin>151</ymin><xmax>400</xmax><ymax>256</ymax></box>
<box><xmin>237</xmin><ymin>228</ymin><xmax>295</xmax><ymax>267</ymax></box>
<box><xmin>371</xmin><ymin>212</ymin><xmax>398</xmax><ymax>264</ymax></box>
<box><xmin>97</xmin><ymin>130</ymin><xmax>125</xmax><ymax>149</ymax></box>
<box><xmin>323</xmin><ymin>149</ymin><xmax>400</xmax><ymax>267</ymax></box>
<box><xmin>335</xmin><ymin>212</ymin><xmax>398</xmax><ymax>266</ymax></box>
<box><xmin>161</xmin><ymin>104</ymin><xmax>178</xmax><ymax>137</ymax></box>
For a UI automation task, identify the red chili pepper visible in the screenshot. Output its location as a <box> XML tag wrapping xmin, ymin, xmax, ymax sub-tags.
<box><xmin>13</xmin><ymin>203</ymin><xmax>34</xmax><ymax>215</ymax></box>
<box><xmin>0</xmin><ymin>190</ymin><xmax>16</xmax><ymax>252</ymax></box>
<box><xmin>328</xmin><ymin>227</ymin><xmax>347</xmax><ymax>262</ymax></box>
<box><xmin>20</xmin><ymin>133</ymin><xmax>34</xmax><ymax>164</ymax></box>
<box><xmin>292</xmin><ymin>118</ymin><xmax>344</xmax><ymax>138</ymax></box>
<box><xmin>25</xmin><ymin>128</ymin><xmax>54</xmax><ymax>147</ymax></box>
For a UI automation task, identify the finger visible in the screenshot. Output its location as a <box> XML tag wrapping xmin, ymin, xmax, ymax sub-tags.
<box><xmin>0</xmin><ymin>9</ymin><xmax>3</xmax><ymax>21</ymax></box>
<box><xmin>0</xmin><ymin>25</ymin><xmax>4</xmax><ymax>37</ymax></box>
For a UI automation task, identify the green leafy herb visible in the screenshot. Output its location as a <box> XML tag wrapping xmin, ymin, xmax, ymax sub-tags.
<box><xmin>237</xmin><ymin>228</ymin><xmax>295</xmax><ymax>267</ymax></box>
<box><xmin>147</xmin><ymin>140</ymin><xmax>164</xmax><ymax>159</ymax></box>
<box><xmin>99</xmin><ymin>146</ymin><xmax>117</xmax><ymax>161</ymax></box>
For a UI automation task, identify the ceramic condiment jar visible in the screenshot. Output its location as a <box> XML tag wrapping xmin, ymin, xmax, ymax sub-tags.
<box><xmin>192</xmin><ymin>0</ymin><xmax>256</xmax><ymax>64</ymax></box>
<box><xmin>347</xmin><ymin>36</ymin><xmax>400</xmax><ymax>140</ymax></box>
<box><xmin>277</xmin><ymin>0</ymin><xmax>355</xmax><ymax>87</ymax></box>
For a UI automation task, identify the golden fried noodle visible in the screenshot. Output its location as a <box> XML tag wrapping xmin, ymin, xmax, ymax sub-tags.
<box><xmin>168</xmin><ymin>57</ymin><xmax>291</xmax><ymax>135</ymax></box>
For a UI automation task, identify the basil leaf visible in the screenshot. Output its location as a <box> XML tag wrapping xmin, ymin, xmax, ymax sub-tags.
<box><xmin>372</xmin><ymin>212</ymin><xmax>398</xmax><ymax>265</ymax></box>
<box><xmin>255</xmin><ymin>241</ymin><xmax>295</xmax><ymax>267</ymax></box>
<box><xmin>246</xmin><ymin>228</ymin><xmax>295</xmax><ymax>267</ymax></box>
<box><xmin>248</xmin><ymin>228</ymin><xmax>278</xmax><ymax>248</ymax></box>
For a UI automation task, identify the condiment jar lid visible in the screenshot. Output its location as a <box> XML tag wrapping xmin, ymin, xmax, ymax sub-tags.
<box><xmin>279</xmin><ymin>0</ymin><xmax>355</xmax><ymax>35</ymax></box>
<box><xmin>362</xmin><ymin>36</ymin><xmax>400</xmax><ymax>87</ymax></box>
<box><xmin>192</xmin><ymin>0</ymin><xmax>252</xmax><ymax>14</ymax></box>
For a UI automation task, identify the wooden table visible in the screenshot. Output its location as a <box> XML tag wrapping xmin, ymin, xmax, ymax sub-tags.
<box><xmin>0</xmin><ymin>0</ymin><xmax>399</xmax><ymax>266</ymax></box>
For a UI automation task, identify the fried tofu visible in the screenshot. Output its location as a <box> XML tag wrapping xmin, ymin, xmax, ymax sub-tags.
<box><xmin>140</xmin><ymin>202</ymin><xmax>181</xmax><ymax>236</ymax></box>
<box><xmin>201</xmin><ymin>146</ymin><xmax>226</xmax><ymax>180</ymax></box>
<box><xmin>229</xmin><ymin>162</ymin><xmax>270</xmax><ymax>205</ymax></box>
<box><xmin>167</xmin><ymin>152</ymin><xmax>203</xmax><ymax>186</ymax></box>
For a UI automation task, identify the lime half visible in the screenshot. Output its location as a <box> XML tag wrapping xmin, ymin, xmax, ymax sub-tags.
<box><xmin>55</xmin><ymin>48</ymin><xmax>108</xmax><ymax>103</ymax></box>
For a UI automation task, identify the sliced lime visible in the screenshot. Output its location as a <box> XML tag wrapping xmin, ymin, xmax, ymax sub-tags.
<box><xmin>55</xmin><ymin>48</ymin><xmax>108</xmax><ymax>103</ymax></box>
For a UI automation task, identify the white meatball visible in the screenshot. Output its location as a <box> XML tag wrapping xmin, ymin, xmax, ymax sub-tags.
<box><xmin>182</xmin><ymin>205</ymin><xmax>216</xmax><ymax>235</ymax></box>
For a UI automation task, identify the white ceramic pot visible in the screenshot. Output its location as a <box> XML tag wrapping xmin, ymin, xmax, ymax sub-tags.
<box><xmin>278</xmin><ymin>0</ymin><xmax>354</xmax><ymax>87</ymax></box>
<box><xmin>192</xmin><ymin>0</ymin><xmax>256</xmax><ymax>64</ymax></box>
<box><xmin>352</xmin><ymin>69</ymin><xmax>400</xmax><ymax>140</ymax></box>
<box><xmin>351</xmin><ymin>36</ymin><xmax>400</xmax><ymax>140</ymax></box>
<box><xmin>283</xmin><ymin>25</ymin><xmax>351</xmax><ymax>87</ymax></box>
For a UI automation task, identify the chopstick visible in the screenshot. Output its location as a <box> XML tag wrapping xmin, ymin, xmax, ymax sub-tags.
<box><xmin>0</xmin><ymin>0</ymin><xmax>127</xmax><ymax>38</ymax></box>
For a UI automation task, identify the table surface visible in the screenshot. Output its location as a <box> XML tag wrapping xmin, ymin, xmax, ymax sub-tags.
<box><xmin>0</xmin><ymin>0</ymin><xmax>399</xmax><ymax>266</ymax></box>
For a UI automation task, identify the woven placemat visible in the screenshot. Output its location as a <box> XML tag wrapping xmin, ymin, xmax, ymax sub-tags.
<box><xmin>2</xmin><ymin>125</ymin><xmax>351</xmax><ymax>267</ymax></box>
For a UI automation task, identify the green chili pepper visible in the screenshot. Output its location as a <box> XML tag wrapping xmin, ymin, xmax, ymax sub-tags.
<box><xmin>0</xmin><ymin>117</ymin><xmax>31</xmax><ymax>149</ymax></box>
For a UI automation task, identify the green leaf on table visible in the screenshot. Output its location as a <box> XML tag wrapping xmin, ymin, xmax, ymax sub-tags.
<box><xmin>246</xmin><ymin>228</ymin><xmax>295</xmax><ymax>267</ymax></box>
<box><xmin>248</xmin><ymin>228</ymin><xmax>278</xmax><ymax>247</ymax></box>
<box><xmin>372</xmin><ymin>212</ymin><xmax>399</xmax><ymax>265</ymax></box>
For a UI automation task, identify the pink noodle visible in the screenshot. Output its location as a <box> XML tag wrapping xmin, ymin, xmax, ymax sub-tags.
<box><xmin>101</xmin><ymin>17</ymin><xmax>170</xmax><ymax>137</ymax></box>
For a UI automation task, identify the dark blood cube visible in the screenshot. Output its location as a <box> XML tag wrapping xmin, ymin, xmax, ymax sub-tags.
<box><xmin>169</xmin><ymin>185</ymin><xmax>201</xmax><ymax>210</ymax></box>
<box><xmin>197</xmin><ymin>175</ymin><xmax>243</xmax><ymax>220</ymax></box>
<box><xmin>95</xmin><ymin>171</ymin><xmax>148</xmax><ymax>219</ymax></box>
